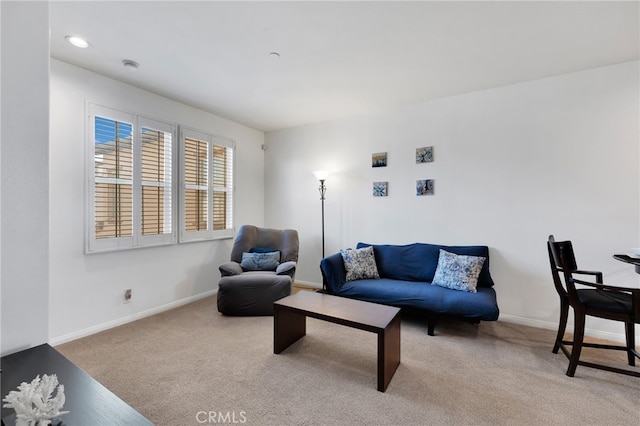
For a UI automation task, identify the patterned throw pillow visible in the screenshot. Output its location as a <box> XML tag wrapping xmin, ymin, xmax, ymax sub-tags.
<box><xmin>340</xmin><ymin>246</ymin><xmax>380</xmax><ymax>281</ymax></box>
<box><xmin>432</xmin><ymin>249</ymin><xmax>485</xmax><ymax>293</ymax></box>
<box><xmin>240</xmin><ymin>251</ymin><xmax>281</xmax><ymax>271</ymax></box>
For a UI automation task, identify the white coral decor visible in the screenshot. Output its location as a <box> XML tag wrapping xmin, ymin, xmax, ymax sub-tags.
<box><xmin>2</xmin><ymin>374</ymin><xmax>69</xmax><ymax>426</ymax></box>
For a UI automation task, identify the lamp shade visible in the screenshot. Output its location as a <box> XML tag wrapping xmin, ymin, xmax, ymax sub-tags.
<box><xmin>313</xmin><ymin>170</ymin><xmax>329</xmax><ymax>181</ymax></box>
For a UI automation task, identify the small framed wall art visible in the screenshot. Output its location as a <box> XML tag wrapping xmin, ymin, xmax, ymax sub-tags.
<box><xmin>372</xmin><ymin>152</ymin><xmax>387</xmax><ymax>167</ymax></box>
<box><xmin>373</xmin><ymin>181</ymin><xmax>388</xmax><ymax>197</ymax></box>
<box><xmin>416</xmin><ymin>179</ymin><xmax>434</xmax><ymax>196</ymax></box>
<box><xmin>416</xmin><ymin>146</ymin><xmax>434</xmax><ymax>163</ymax></box>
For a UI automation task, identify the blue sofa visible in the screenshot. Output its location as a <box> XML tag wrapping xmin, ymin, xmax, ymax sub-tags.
<box><xmin>319</xmin><ymin>242</ymin><xmax>499</xmax><ymax>335</ymax></box>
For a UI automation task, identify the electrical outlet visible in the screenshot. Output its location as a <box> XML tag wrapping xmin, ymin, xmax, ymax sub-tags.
<box><xmin>123</xmin><ymin>289</ymin><xmax>132</xmax><ymax>303</ymax></box>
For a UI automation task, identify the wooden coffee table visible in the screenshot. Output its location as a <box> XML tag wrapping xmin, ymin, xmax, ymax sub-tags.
<box><xmin>273</xmin><ymin>291</ymin><xmax>401</xmax><ymax>392</ymax></box>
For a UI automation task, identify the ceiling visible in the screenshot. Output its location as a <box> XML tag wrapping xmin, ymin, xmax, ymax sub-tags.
<box><xmin>50</xmin><ymin>1</ymin><xmax>640</xmax><ymax>132</ymax></box>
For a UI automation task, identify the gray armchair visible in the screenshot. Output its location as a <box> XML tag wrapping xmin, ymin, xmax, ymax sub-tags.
<box><xmin>217</xmin><ymin>225</ymin><xmax>299</xmax><ymax>315</ymax></box>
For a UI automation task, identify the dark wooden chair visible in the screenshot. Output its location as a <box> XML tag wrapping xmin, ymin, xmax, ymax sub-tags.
<box><xmin>547</xmin><ymin>235</ymin><xmax>640</xmax><ymax>377</ymax></box>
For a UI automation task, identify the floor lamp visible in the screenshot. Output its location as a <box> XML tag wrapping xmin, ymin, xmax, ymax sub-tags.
<box><xmin>313</xmin><ymin>170</ymin><xmax>329</xmax><ymax>260</ymax></box>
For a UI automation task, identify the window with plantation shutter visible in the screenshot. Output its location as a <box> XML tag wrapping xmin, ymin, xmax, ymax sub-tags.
<box><xmin>180</xmin><ymin>127</ymin><xmax>234</xmax><ymax>242</ymax></box>
<box><xmin>141</xmin><ymin>126</ymin><xmax>173</xmax><ymax>236</ymax></box>
<box><xmin>184</xmin><ymin>137</ymin><xmax>208</xmax><ymax>232</ymax></box>
<box><xmin>94</xmin><ymin>117</ymin><xmax>133</xmax><ymax>239</ymax></box>
<box><xmin>212</xmin><ymin>144</ymin><xmax>233</xmax><ymax>231</ymax></box>
<box><xmin>87</xmin><ymin>104</ymin><xmax>177</xmax><ymax>253</ymax></box>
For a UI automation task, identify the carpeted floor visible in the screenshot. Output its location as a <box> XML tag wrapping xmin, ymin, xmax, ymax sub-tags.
<box><xmin>56</xmin><ymin>295</ymin><xmax>639</xmax><ymax>426</ymax></box>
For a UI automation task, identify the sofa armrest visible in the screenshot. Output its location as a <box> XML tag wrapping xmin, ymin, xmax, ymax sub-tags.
<box><xmin>320</xmin><ymin>252</ymin><xmax>346</xmax><ymax>294</ymax></box>
<box><xmin>276</xmin><ymin>261</ymin><xmax>297</xmax><ymax>277</ymax></box>
<box><xmin>219</xmin><ymin>261</ymin><xmax>243</xmax><ymax>277</ymax></box>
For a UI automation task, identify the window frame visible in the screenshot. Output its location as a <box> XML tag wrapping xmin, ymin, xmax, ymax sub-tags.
<box><xmin>179</xmin><ymin>126</ymin><xmax>235</xmax><ymax>243</ymax></box>
<box><xmin>86</xmin><ymin>103</ymin><xmax>178</xmax><ymax>253</ymax></box>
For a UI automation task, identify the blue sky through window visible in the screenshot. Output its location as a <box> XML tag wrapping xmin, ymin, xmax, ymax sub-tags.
<box><xmin>95</xmin><ymin>116</ymin><xmax>132</xmax><ymax>144</ymax></box>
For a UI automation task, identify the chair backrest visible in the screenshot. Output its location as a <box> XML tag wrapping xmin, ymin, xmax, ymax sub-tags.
<box><xmin>230</xmin><ymin>225</ymin><xmax>299</xmax><ymax>264</ymax></box>
<box><xmin>547</xmin><ymin>235</ymin><xmax>579</xmax><ymax>297</ymax></box>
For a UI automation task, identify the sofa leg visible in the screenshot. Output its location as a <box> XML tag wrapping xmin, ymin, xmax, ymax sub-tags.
<box><xmin>427</xmin><ymin>318</ymin><xmax>437</xmax><ymax>336</ymax></box>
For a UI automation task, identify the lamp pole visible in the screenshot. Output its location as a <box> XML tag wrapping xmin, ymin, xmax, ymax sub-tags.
<box><xmin>313</xmin><ymin>170</ymin><xmax>329</xmax><ymax>260</ymax></box>
<box><xmin>318</xmin><ymin>179</ymin><xmax>326</xmax><ymax>259</ymax></box>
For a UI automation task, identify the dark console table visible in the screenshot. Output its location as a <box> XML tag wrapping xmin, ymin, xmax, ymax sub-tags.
<box><xmin>1</xmin><ymin>344</ymin><xmax>151</xmax><ymax>425</ymax></box>
<box><xmin>613</xmin><ymin>254</ymin><xmax>640</xmax><ymax>274</ymax></box>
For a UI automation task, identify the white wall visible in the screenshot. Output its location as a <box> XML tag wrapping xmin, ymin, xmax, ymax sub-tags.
<box><xmin>1</xmin><ymin>1</ymin><xmax>50</xmax><ymax>355</ymax></box>
<box><xmin>49</xmin><ymin>59</ymin><xmax>265</xmax><ymax>344</ymax></box>
<box><xmin>265</xmin><ymin>61</ymin><xmax>640</xmax><ymax>342</ymax></box>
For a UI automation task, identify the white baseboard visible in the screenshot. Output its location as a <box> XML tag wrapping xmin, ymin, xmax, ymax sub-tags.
<box><xmin>294</xmin><ymin>279</ymin><xmax>322</xmax><ymax>289</ymax></box>
<box><xmin>49</xmin><ymin>290</ymin><xmax>217</xmax><ymax>346</ymax></box>
<box><xmin>49</xmin><ymin>289</ymin><xmax>629</xmax><ymax>346</ymax></box>
<box><xmin>498</xmin><ymin>313</ymin><xmax>627</xmax><ymax>344</ymax></box>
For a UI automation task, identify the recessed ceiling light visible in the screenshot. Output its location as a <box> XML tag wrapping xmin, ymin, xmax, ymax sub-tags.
<box><xmin>65</xmin><ymin>35</ymin><xmax>90</xmax><ymax>48</ymax></box>
<box><xmin>122</xmin><ymin>59</ymin><xmax>139</xmax><ymax>71</ymax></box>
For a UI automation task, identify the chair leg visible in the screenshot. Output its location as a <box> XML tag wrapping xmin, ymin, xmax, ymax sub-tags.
<box><xmin>427</xmin><ymin>318</ymin><xmax>437</xmax><ymax>336</ymax></box>
<box><xmin>567</xmin><ymin>311</ymin><xmax>586</xmax><ymax>377</ymax></box>
<box><xmin>553</xmin><ymin>298</ymin><xmax>569</xmax><ymax>354</ymax></box>
<box><xmin>625</xmin><ymin>322</ymin><xmax>636</xmax><ymax>367</ymax></box>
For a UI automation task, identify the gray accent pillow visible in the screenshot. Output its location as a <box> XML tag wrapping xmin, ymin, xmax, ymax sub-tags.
<box><xmin>432</xmin><ymin>249</ymin><xmax>485</xmax><ymax>293</ymax></box>
<box><xmin>276</xmin><ymin>261</ymin><xmax>296</xmax><ymax>276</ymax></box>
<box><xmin>219</xmin><ymin>261</ymin><xmax>243</xmax><ymax>277</ymax></box>
<box><xmin>340</xmin><ymin>246</ymin><xmax>380</xmax><ymax>281</ymax></box>
<box><xmin>240</xmin><ymin>251</ymin><xmax>280</xmax><ymax>271</ymax></box>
